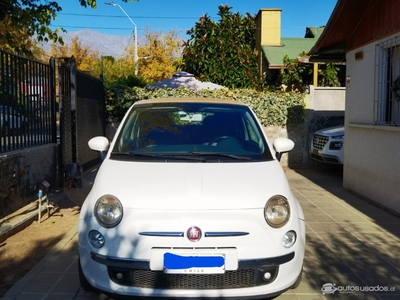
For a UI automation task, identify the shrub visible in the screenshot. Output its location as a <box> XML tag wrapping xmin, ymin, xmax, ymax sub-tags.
<box><xmin>104</xmin><ymin>86</ymin><xmax>305</xmax><ymax>127</ymax></box>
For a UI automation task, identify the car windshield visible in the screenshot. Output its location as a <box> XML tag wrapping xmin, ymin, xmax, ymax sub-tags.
<box><xmin>111</xmin><ymin>102</ymin><xmax>273</xmax><ymax>162</ymax></box>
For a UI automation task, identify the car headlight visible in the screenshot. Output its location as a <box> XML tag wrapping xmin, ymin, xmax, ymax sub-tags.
<box><xmin>94</xmin><ymin>195</ymin><xmax>123</xmax><ymax>228</ymax></box>
<box><xmin>332</xmin><ymin>135</ymin><xmax>344</xmax><ymax>139</ymax></box>
<box><xmin>264</xmin><ymin>195</ymin><xmax>290</xmax><ymax>228</ymax></box>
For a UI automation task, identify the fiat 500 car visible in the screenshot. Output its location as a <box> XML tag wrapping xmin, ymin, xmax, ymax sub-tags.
<box><xmin>310</xmin><ymin>126</ymin><xmax>344</xmax><ymax>165</ymax></box>
<box><xmin>78</xmin><ymin>98</ymin><xmax>305</xmax><ymax>299</ymax></box>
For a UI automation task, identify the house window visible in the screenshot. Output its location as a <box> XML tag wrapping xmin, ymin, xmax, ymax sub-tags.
<box><xmin>375</xmin><ymin>37</ymin><xmax>400</xmax><ymax>125</ymax></box>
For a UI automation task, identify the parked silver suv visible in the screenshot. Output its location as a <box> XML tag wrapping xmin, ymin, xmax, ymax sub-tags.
<box><xmin>310</xmin><ymin>126</ymin><xmax>344</xmax><ymax>165</ymax></box>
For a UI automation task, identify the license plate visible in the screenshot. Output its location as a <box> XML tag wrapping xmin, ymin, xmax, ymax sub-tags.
<box><xmin>163</xmin><ymin>252</ymin><xmax>225</xmax><ymax>274</ymax></box>
<box><xmin>311</xmin><ymin>149</ymin><xmax>319</xmax><ymax>155</ymax></box>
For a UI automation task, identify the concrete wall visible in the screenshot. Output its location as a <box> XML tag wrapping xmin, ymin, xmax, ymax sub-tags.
<box><xmin>344</xmin><ymin>124</ymin><xmax>400</xmax><ymax>213</ymax></box>
<box><xmin>0</xmin><ymin>145</ymin><xmax>58</xmax><ymax>219</ymax></box>
<box><xmin>344</xmin><ymin>39</ymin><xmax>400</xmax><ymax>214</ymax></box>
<box><xmin>307</xmin><ymin>85</ymin><xmax>346</xmax><ymax>131</ymax></box>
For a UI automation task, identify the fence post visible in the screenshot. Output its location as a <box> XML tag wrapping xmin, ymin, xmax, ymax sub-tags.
<box><xmin>70</xmin><ymin>56</ymin><xmax>77</xmax><ymax>164</ymax></box>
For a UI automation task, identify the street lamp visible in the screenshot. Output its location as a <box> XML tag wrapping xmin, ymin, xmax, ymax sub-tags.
<box><xmin>105</xmin><ymin>2</ymin><xmax>138</xmax><ymax>76</ymax></box>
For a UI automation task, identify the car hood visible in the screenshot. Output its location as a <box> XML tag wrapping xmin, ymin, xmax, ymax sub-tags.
<box><xmin>88</xmin><ymin>159</ymin><xmax>293</xmax><ymax>210</ymax></box>
<box><xmin>315</xmin><ymin>126</ymin><xmax>344</xmax><ymax>136</ymax></box>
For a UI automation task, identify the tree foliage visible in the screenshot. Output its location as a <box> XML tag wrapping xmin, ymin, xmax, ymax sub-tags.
<box><xmin>182</xmin><ymin>5</ymin><xmax>261</xmax><ymax>89</ymax></box>
<box><xmin>281</xmin><ymin>53</ymin><xmax>342</xmax><ymax>87</ymax></box>
<box><xmin>49</xmin><ymin>36</ymin><xmax>99</xmax><ymax>73</ymax></box>
<box><xmin>281</xmin><ymin>53</ymin><xmax>312</xmax><ymax>85</ymax></box>
<box><xmin>135</xmin><ymin>27</ymin><xmax>182</xmax><ymax>82</ymax></box>
<box><xmin>0</xmin><ymin>0</ymin><xmax>136</xmax><ymax>55</ymax></box>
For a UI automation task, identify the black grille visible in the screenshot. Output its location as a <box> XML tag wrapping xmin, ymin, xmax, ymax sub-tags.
<box><xmin>108</xmin><ymin>266</ymin><xmax>278</xmax><ymax>289</ymax></box>
<box><xmin>313</xmin><ymin>134</ymin><xmax>329</xmax><ymax>150</ymax></box>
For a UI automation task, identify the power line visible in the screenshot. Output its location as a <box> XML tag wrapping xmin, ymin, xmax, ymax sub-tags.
<box><xmin>57</xmin><ymin>12</ymin><xmax>216</xmax><ymax>20</ymax></box>
<box><xmin>50</xmin><ymin>24</ymin><xmax>188</xmax><ymax>32</ymax></box>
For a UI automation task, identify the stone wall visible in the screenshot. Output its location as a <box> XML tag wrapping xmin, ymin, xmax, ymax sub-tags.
<box><xmin>263</xmin><ymin>123</ymin><xmax>307</xmax><ymax>167</ymax></box>
<box><xmin>0</xmin><ymin>144</ymin><xmax>58</xmax><ymax>219</ymax></box>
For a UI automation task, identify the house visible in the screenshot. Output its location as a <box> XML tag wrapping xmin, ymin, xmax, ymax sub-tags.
<box><xmin>255</xmin><ymin>8</ymin><xmax>325</xmax><ymax>85</ymax></box>
<box><xmin>309</xmin><ymin>0</ymin><xmax>400</xmax><ymax>214</ymax></box>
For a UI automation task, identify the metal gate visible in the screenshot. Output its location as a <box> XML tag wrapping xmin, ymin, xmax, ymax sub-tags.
<box><xmin>54</xmin><ymin>57</ymin><xmax>105</xmax><ymax>186</ymax></box>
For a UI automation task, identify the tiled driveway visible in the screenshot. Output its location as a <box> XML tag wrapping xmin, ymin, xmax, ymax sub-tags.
<box><xmin>278</xmin><ymin>166</ymin><xmax>400</xmax><ymax>300</ymax></box>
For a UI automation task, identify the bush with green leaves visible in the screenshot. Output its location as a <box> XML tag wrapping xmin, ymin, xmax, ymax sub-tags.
<box><xmin>181</xmin><ymin>5</ymin><xmax>261</xmax><ymax>89</ymax></box>
<box><xmin>105</xmin><ymin>86</ymin><xmax>305</xmax><ymax>127</ymax></box>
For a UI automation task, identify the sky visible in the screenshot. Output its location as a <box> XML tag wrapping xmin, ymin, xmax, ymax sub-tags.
<box><xmin>50</xmin><ymin>0</ymin><xmax>338</xmax><ymax>40</ymax></box>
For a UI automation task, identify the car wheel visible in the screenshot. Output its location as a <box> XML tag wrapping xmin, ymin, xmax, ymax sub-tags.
<box><xmin>291</xmin><ymin>268</ymin><xmax>303</xmax><ymax>289</ymax></box>
<box><xmin>78</xmin><ymin>258</ymin><xmax>94</xmax><ymax>291</ymax></box>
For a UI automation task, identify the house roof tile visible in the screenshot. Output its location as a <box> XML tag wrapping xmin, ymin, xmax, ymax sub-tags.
<box><xmin>262</xmin><ymin>26</ymin><xmax>324</xmax><ymax>67</ymax></box>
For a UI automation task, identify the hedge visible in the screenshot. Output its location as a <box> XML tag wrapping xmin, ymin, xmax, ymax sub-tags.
<box><xmin>104</xmin><ymin>86</ymin><xmax>305</xmax><ymax>127</ymax></box>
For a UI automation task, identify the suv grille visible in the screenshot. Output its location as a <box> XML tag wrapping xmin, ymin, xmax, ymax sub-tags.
<box><xmin>313</xmin><ymin>134</ymin><xmax>329</xmax><ymax>150</ymax></box>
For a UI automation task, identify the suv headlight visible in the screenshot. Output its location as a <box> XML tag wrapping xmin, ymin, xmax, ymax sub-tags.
<box><xmin>332</xmin><ymin>134</ymin><xmax>344</xmax><ymax>139</ymax></box>
<box><xmin>264</xmin><ymin>195</ymin><xmax>290</xmax><ymax>228</ymax></box>
<box><xmin>94</xmin><ymin>195</ymin><xmax>123</xmax><ymax>228</ymax></box>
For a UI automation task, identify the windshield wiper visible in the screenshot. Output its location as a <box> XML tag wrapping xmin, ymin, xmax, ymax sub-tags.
<box><xmin>111</xmin><ymin>151</ymin><xmax>161</xmax><ymax>158</ymax></box>
<box><xmin>111</xmin><ymin>151</ymin><xmax>207</xmax><ymax>161</ymax></box>
<box><xmin>111</xmin><ymin>151</ymin><xmax>251</xmax><ymax>161</ymax></box>
<box><xmin>189</xmin><ymin>152</ymin><xmax>252</xmax><ymax>161</ymax></box>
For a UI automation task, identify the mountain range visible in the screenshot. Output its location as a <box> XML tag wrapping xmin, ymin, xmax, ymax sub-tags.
<box><xmin>40</xmin><ymin>29</ymin><xmax>140</xmax><ymax>57</ymax></box>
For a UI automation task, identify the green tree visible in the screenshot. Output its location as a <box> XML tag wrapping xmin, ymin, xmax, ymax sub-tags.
<box><xmin>281</xmin><ymin>53</ymin><xmax>342</xmax><ymax>87</ymax></box>
<box><xmin>318</xmin><ymin>62</ymin><xmax>341</xmax><ymax>87</ymax></box>
<box><xmin>281</xmin><ymin>53</ymin><xmax>313</xmax><ymax>86</ymax></box>
<box><xmin>182</xmin><ymin>5</ymin><xmax>260</xmax><ymax>89</ymax></box>
<box><xmin>0</xmin><ymin>0</ymin><xmax>136</xmax><ymax>55</ymax></box>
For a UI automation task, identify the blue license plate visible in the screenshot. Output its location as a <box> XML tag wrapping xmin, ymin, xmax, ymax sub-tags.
<box><xmin>163</xmin><ymin>252</ymin><xmax>225</xmax><ymax>274</ymax></box>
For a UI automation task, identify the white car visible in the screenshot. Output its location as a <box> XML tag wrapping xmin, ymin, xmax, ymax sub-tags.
<box><xmin>78</xmin><ymin>98</ymin><xmax>305</xmax><ymax>299</ymax></box>
<box><xmin>310</xmin><ymin>126</ymin><xmax>344</xmax><ymax>165</ymax></box>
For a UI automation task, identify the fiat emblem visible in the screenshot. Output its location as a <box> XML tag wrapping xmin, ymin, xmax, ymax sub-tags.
<box><xmin>187</xmin><ymin>226</ymin><xmax>202</xmax><ymax>242</ymax></box>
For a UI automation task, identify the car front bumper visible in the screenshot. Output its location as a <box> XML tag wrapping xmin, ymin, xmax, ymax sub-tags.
<box><xmin>78</xmin><ymin>208</ymin><xmax>305</xmax><ymax>298</ymax></box>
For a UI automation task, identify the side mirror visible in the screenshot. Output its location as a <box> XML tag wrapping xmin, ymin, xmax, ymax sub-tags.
<box><xmin>88</xmin><ymin>137</ymin><xmax>109</xmax><ymax>160</ymax></box>
<box><xmin>273</xmin><ymin>138</ymin><xmax>295</xmax><ymax>161</ymax></box>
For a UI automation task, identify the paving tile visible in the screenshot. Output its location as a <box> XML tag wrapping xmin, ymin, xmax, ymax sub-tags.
<box><xmin>42</xmin><ymin>254</ymin><xmax>78</xmax><ymax>272</ymax></box>
<box><xmin>346</xmin><ymin>257</ymin><xmax>400</xmax><ymax>274</ymax></box>
<box><xmin>345</xmin><ymin>221</ymin><xmax>388</xmax><ymax>232</ymax></box>
<box><xmin>307</xmin><ymin>272</ymin><xmax>365</xmax><ymax>292</ymax></box>
<box><xmin>325</xmin><ymin>294</ymin><xmax>380</xmax><ymax>299</ymax></box>
<box><xmin>302</xmin><ymin>196</ymin><xmax>340</xmax><ymax>204</ymax></box>
<box><xmin>304</xmin><ymin>214</ymin><xmax>336</xmax><ymax>222</ymax></box>
<box><xmin>379</xmin><ymin>252</ymin><xmax>400</xmax><ymax>270</ymax></box>
<box><xmin>306</xmin><ymin>241</ymin><xmax>337</xmax><ymax>256</ymax></box>
<box><xmin>295</xmin><ymin>295</ymin><xmax>326</xmax><ymax>300</ymax></box>
<box><xmin>274</xmin><ymin>293</ymin><xmax>299</xmax><ymax>299</ymax></box>
<box><xmin>50</xmin><ymin>273</ymin><xmax>81</xmax><ymax>294</ymax></box>
<box><xmin>306</xmin><ymin>222</ymin><xmax>348</xmax><ymax>233</ymax></box>
<box><xmin>319</xmin><ymin>207</ymin><xmax>360</xmax><ymax>214</ymax></box>
<box><xmin>8</xmin><ymin>295</ymin><xmax>45</xmax><ymax>300</ymax></box>
<box><xmin>330</xmin><ymin>214</ymin><xmax>372</xmax><ymax>223</ymax></box>
<box><xmin>352</xmin><ymin>231</ymin><xmax>400</xmax><ymax>244</ymax></box>
<box><xmin>304</xmin><ymin>256</ymin><xmax>354</xmax><ymax>275</ymax></box>
<box><xmin>18</xmin><ymin>272</ymin><xmax>62</xmax><ymax>293</ymax></box>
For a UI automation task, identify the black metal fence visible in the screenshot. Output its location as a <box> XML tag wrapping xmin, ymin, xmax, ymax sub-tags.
<box><xmin>57</xmin><ymin>57</ymin><xmax>105</xmax><ymax>172</ymax></box>
<box><xmin>1</xmin><ymin>50</ymin><xmax>105</xmax><ymax>190</ymax></box>
<box><xmin>0</xmin><ymin>50</ymin><xmax>56</xmax><ymax>152</ymax></box>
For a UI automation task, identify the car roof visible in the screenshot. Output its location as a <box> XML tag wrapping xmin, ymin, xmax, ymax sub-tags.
<box><xmin>134</xmin><ymin>97</ymin><xmax>247</xmax><ymax>107</ymax></box>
